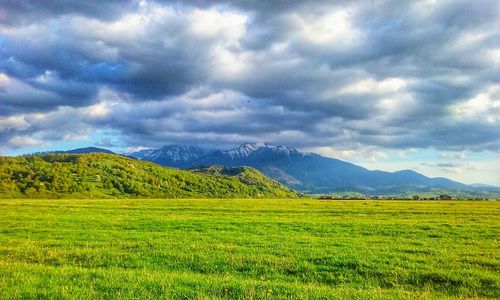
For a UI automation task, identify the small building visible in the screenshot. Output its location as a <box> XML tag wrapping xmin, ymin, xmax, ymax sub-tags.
<box><xmin>439</xmin><ymin>194</ymin><xmax>452</xmax><ymax>200</ymax></box>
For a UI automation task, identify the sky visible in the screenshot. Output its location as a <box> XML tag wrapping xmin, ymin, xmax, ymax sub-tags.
<box><xmin>0</xmin><ymin>0</ymin><xmax>499</xmax><ymax>185</ymax></box>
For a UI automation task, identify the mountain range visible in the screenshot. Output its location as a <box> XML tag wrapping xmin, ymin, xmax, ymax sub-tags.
<box><xmin>26</xmin><ymin>143</ymin><xmax>498</xmax><ymax>197</ymax></box>
<box><xmin>126</xmin><ymin>143</ymin><xmax>497</xmax><ymax>196</ymax></box>
<box><xmin>131</xmin><ymin>145</ymin><xmax>207</xmax><ymax>168</ymax></box>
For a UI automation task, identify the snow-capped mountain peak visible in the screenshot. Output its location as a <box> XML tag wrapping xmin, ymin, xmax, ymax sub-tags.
<box><xmin>223</xmin><ymin>142</ymin><xmax>299</xmax><ymax>159</ymax></box>
<box><xmin>271</xmin><ymin>144</ymin><xmax>300</xmax><ymax>156</ymax></box>
<box><xmin>130</xmin><ymin>145</ymin><xmax>208</xmax><ymax>167</ymax></box>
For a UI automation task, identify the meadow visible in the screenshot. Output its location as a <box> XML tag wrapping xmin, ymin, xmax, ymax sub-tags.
<box><xmin>0</xmin><ymin>199</ymin><xmax>498</xmax><ymax>299</ymax></box>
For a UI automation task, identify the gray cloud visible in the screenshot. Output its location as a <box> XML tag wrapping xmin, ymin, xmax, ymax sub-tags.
<box><xmin>0</xmin><ymin>0</ymin><xmax>499</xmax><ymax>152</ymax></box>
<box><xmin>0</xmin><ymin>0</ymin><xmax>136</xmax><ymax>25</ymax></box>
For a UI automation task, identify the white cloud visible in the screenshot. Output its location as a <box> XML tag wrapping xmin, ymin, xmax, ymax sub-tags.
<box><xmin>288</xmin><ymin>10</ymin><xmax>361</xmax><ymax>48</ymax></box>
<box><xmin>306</xmin><ymin>145</ymin><xmax>390</xmax><ymax>163</ymax></box>
<box><xmin>0</xmin><ymin>116</ymin><xmax>29</xmax><ymax>132</ymax></box>
<box><xmin>489</xmin><ymin>48</ymin><xmax>500</xmax><ymax>67</ymax></box>
<box><xmin>451</xmin><ymin>85</ymin><xmax>500</xmax><ymax>124</ymax></box>
<box><xmin>121</xmin><ymin>146</ymin><xmax>150</xmax><ymax>154</ymax></box>
<box><xmin>338</xmin><ymin>77</ymin><xmax>409</xmax><ymax>95</ymax></box>
<box><xmin>188</xmin><ymin>8</ymin><xmax>247</xmax><ymax>40</ymax></box>
<box><xmin>83</xmin><ymin>102</ymin><xmax>112</xmax><ymax>119</ymax></box>
<box><xmin>0</xmin><ymin>73</ymin><xmax>10</xmax><ymax>84</ymax></box>
<box><xmin>210</xmin><ymin>44</ymin><xmax>252</xmax><ymax>78</ymax></box>
<box><xmin>8</xmin><ymin>136</ymin><xmax>46</xmax><ymax>148</ymax></box>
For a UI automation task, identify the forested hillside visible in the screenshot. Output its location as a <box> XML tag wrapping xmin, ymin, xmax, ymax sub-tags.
<box><xmin>190</xmin><ymin>165</ymin><xmax>291</xmax><ymax>190</ymax></box>
<box><xmin>0</xmin><ymin>153</ymin><xmax>298</xmax><ymax>199</ymax></box>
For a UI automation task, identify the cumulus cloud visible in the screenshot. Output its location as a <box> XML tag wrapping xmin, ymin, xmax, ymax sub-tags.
<box><xmin>0</xmin><ymin>0</ymin><xmax>499</xmax><ymax>154</ymax></box>
<box><xmin>8</xmin><ymin>135</ymin><xmax>46</xmax><ymax>149</ymax></box>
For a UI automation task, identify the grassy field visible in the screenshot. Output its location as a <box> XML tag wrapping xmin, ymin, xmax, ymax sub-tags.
<box><xmin>0</xmin><ymin>199</ymin><xmax>498</xmax><ymax>299</ymax></box>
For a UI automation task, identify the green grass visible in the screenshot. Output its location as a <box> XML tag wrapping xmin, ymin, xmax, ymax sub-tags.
<box><xmin>0</xmin><ymin>199</ymin><xmax>498</xmax><ymax>299</ymax></box>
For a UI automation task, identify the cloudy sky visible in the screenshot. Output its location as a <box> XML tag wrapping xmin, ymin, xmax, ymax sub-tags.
<box><xmin>0</xmin><ymin>0</ymin><xmax>499</xmax><ymax>185</ymax></box>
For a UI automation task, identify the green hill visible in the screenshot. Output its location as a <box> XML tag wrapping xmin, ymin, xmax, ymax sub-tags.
<box><xmin>0</xmin><ymin>153</ymin><xmax>298</xmax><ymax>199</ymax></box>
<box><xmin>190</xmin><ymin>165</ymin><xmax>296</xmax><ymax>191</ymax></box>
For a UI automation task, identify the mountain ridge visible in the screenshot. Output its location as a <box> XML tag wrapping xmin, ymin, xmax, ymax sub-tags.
<box><xmin>131</xmin><ymin>145</ymin><xmax>208</xmax><ymax>168</ymax></box>
<box><xmin>27</xmin><ymin>147</ymin><xmax>115</xmax><ymax>156</ymax></box>
<box><xmin>17</xmin><ymin>143</ymin><xmax>497</xmax><ymax>197</ymax></box>
<box><xmin>127</xmin><ymin>143</ymin><xmax>487</xmax><ymax>195</ymax></box>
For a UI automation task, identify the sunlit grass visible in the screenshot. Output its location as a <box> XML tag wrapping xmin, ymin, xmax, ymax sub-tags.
<box><xmin>0</xmin><ymin>199</ymin><xmax>498</xmax><ymax>299</ymax></box>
